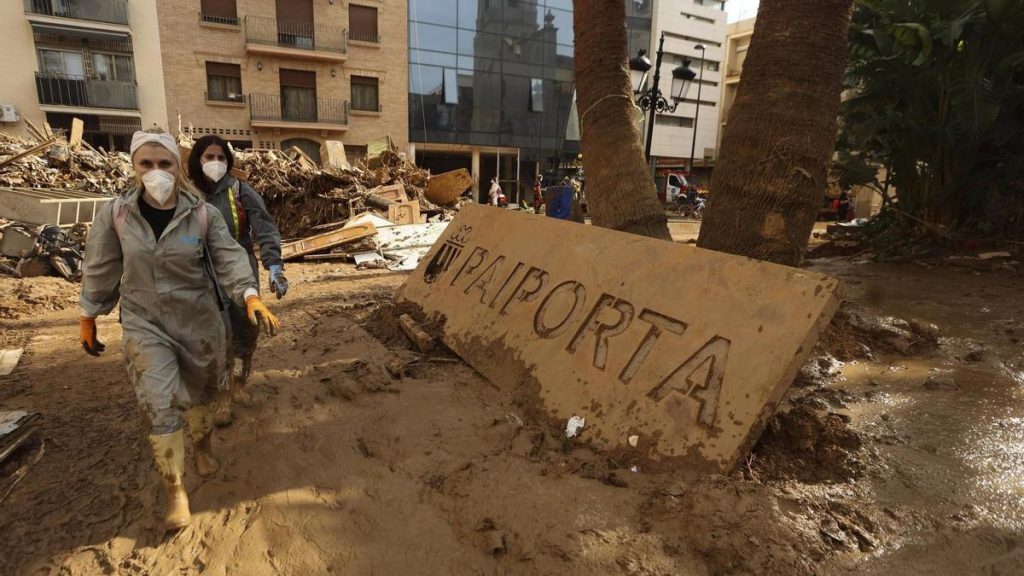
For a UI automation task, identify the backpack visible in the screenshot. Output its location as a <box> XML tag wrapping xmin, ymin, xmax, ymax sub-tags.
<box><xmin>109</xmin><ymin>197</ymin><xmax>229</xmax><ymax>310</ymax></box>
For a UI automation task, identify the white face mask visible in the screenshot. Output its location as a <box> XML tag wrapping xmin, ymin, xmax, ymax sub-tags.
<box><xmin>141</xmin><ymin>170</ymin><xmax>177</xmax><ymax>206</ymax></box>
<box><xmin>202</xmin><ymin>160</ymin><xmax>228</xmax><ymax>183</ymax></box>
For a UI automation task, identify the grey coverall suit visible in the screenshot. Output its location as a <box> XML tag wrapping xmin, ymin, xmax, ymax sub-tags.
<box><xmin>80</xmin><ymin>187</ymin><xmax>258</xmax><ymax>434</ymax></box>
<box><xmin>203</xmin><ymin>176</ymin><xmax>283</xmax><ymax>379</ymax></box>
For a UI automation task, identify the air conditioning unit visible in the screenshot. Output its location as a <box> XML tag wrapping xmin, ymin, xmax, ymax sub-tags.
<box><xmin>0</xmin><ymin>104</ymin><xmax>19</xmax><ymax>123</ymax></box>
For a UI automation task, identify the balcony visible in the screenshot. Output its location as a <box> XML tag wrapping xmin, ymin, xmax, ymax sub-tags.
<box><xmin>349</xmin><ymin>31</ymin><xmax>380</xmax><ymax>44</ymax></box>
<box><xmin>244</xmin><ymin>15</ymin><xmax>347</xmax><ymax>63</ymax></box>
<box><xmin>35</xmin><ymin>74</ymin><xmax>139</xmax><ymax>111</ymax></box>
<box><xmin>24</xmin><ymin>0</ymin><xmax>129</xmax><ymax>27</ymax></box>
<box><xmin>249</xmin><ymin>93</ymin><xmax>348</xmax><ymax>131</ymax></box>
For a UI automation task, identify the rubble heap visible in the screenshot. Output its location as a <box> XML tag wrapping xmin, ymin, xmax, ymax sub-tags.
<box><xmin>0</xmin><ymin>133</ymin><xmax>133</xmax><ymax>195</ymax></box>
<box><xmin>232</xmin><ymin>145</ymin><xmax>444</xmax><ymax>239</ymax></box>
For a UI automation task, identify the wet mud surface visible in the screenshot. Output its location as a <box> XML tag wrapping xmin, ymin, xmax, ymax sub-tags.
<box><xmin>0</xmin><ymin>256</ymin><xmax>1021</xmax><ymax>575</ymax></box>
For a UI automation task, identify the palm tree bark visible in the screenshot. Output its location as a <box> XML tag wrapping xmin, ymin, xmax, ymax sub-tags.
<box><xmin>697</xmin><ymin>0</ymin><xmax>854</xmax><ymax>265</ymax></box>
<box><xmin>574</xmin><ymin>0</ymin><xmax>671</xmax><ymax>241</ymax></box>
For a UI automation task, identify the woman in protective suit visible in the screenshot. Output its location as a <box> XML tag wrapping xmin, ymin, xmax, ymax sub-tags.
<box><xmin>187</xmin><ymin>135</ymin><xmax>287</xmax><ymax>424</ymax></box>
<box><xmin>78</xmin><ymin>128</ymin><xmax>282</xmax><ymax>531</ymax></box>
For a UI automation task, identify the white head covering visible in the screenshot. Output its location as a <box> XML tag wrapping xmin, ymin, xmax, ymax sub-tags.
<box><xmin>129</xmin><ymin>131</ymin><xmax>180</xmax><ymax>165</ymax></box>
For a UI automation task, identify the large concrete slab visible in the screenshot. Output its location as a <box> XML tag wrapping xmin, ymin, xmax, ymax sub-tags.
<box><xmin>398</xmin><ymin>204</ymin><xmax>841</xmax><ymax>472</ymax></box>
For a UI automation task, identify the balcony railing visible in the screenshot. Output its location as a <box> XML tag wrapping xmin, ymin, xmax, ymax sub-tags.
<box><xmin>199</xmin><ymin>12</ymin><xmax>240</xmax><ymax>26</ymax></box>
<box><xmin>244</xmin><ymin>15</ymin><xmax>347</xmax><ymax>53</ymax></box>
<box><xmin>250</xmin><ymin>93</ymin><xmax>348</xmax><ymax>125</ymax></box>
<box><xmin>349</xmin><ymin>31</ymin><xmax>379</xmax><ymax>43</ymax></box>
<box><xmin>205</xmin><ymin>92</ymin><xmax>246</xmax><ymax>104</ymax></box>
<box><xmin>35</xmin><ymin>73</ymin><xmax>139</xmax><ymax>110</ymax></box>
<box><xmin>24</xmin><ymin>0</ymin><xmax>129</xmax><ymax>26</ymax></box>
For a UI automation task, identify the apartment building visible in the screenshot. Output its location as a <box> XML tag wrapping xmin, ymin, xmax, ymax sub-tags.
<box><xmin>157</xmin><ymin>0</ymin><xmax>408</xmax><ymax>162</ymax></box>
<box><xmin>631</xmin><ymin>0</ymin><xmax>727</xmax><ymax>180</ymax></box>
<box><xmin>717</xmin><ymin>16</ymin><xmax>754</xmax><ymax>152</ymax></box>
<box><xmin>0</xmin><ymin>0</ymin><xmax>169</xmax><ymax>150</ymax></box>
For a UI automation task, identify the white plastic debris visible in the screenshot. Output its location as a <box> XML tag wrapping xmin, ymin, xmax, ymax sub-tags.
<box><xmin>628</xmin><ymin>435</ymin><xmax>639</xmax><ymax>447</ymax></box>
<box><xmin>630</xmin><ymin>465</ymin><xmax>639</xmax><ymax>473</ymax></box>
<box><xmin>565</xmin><ymin>416</ymin><xmax>586</xmax><ymax>438</ymax></box>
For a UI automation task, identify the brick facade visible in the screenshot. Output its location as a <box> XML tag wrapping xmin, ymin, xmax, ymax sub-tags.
<box><xmin>155</xmin><ymin>0</ymin><xmax>408</xmax><ymax>157</ymax></box>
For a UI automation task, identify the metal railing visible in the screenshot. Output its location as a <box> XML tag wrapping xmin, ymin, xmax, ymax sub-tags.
<box><xmin>24</xmin><ymin>0</ymin><xmax>129</xmax><ymax>25</ymax></box>
<box><xmin>349</xmin><ymin>31</ymin><xmax>379</xmax><ymax>43</ymax></box>
<box><xmin>249</xmin><ymin>93</ymin><xmax>348</xmax><ymax>125</ymax></box>
<box><xmin>350</xmin><ymin>101</ymin><xmax>382</xmax><ymax>113</ymax></box>
<box><xmin>35</xmin><ymin>73</ymin><xmax>139</xmax><ymax>110</ymax></box>
<box><xmin>244</xmin><ymin>15</ymin><xmax>347</xmax><ymax>53</ymax></box>
<box><xmin>205</xmin><ymin>91</ymin><xmax>246</xmax><ymax>104</ymax></box>
<box><xmin>199</xmin><ymin>12</ymin><xmax>239</xmax><ymax>26</ymax></box>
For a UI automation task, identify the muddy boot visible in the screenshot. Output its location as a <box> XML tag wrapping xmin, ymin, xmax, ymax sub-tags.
<box><xmin>148</xmin><ymin>430</ymin><xmax>191</xmax><ymax>531</ymax></box>
<box><xmin>230</xmin><ymin>357</ymin><xmax>255</xmax><ymax>406</ymax></box>
<box><xmin>213</xmin><ymin>390</ymin><xmax>233</xmax><ymax>427</ymax></box>
<box><xmin>184</xmin><ymin>406</ymin><xmax>220</xmax><ymax>477</ymax></box>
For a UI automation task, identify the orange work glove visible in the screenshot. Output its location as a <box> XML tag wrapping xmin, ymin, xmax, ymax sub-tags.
<box><xmin>245</xmin><ymin>296</ymin><xmax>281</xmax><ymax>336</ymax></box>
<box><xmin>80</xmin><ymin>317</ymin><xmax>106</xmax><ymax>356</ymax></box>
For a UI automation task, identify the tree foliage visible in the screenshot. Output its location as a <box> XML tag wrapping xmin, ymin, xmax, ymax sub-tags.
<box><xmin>837</xmin><ymin>0</ymin><xmax>1024</xmax><ymax>238</ymax></box>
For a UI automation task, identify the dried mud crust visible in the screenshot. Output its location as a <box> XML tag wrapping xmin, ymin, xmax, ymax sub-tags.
<box><xmin>820</xmin><ymin>305</ymin><xmax>941</xmax><ymax>361</ymax></box>
<box><xmin>0</xmin><ymin>277</ymin><xmax>79</xmax><ymax>320</ymax></box>
<box><xmin>750</xmin><ymin>405</ymin><xmax>865</xmax><ymax>483</ymax></box>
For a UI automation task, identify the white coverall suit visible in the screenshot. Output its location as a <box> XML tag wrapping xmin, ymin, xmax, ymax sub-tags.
<box><xmin>80</xmin><ymin>186</ymin><xmax>258</xmax><ymax>434</ymax></box>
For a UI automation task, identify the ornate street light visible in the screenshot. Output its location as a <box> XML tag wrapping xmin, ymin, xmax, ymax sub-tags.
<box><xmin>631</xmin><ymin>33</ymin><xmax>698</xmax><ymax>164</ymax></box>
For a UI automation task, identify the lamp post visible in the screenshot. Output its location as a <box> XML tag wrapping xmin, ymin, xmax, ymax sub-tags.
<box><xmin>688</xmin><ymin>43</ymin><xmax>706</xmax><ymax>175</ymax></box>
<box><xmin>629</xmin><ymin>32</ymin><xmax>697</xmax><ymax>169</ymax></box>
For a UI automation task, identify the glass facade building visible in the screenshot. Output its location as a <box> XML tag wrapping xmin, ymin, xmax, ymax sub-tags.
<box><xmin>408</xmin><ymin>0</ymin><xmax>577</xmax><ymax>198</ymax></box>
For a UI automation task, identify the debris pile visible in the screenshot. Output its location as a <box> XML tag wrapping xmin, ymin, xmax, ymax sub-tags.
<box><xmin>0</xmin><ymin>132</ymin><xmax>133</xmax><ymax>195</ymax></box>
<box><xmin>230</xmin><ymin>142</ymin><xmax>463</xmax><ymax>240</ymax></box>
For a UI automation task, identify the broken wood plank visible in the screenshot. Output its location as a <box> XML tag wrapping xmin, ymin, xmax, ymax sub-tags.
<box><xmin>22</xmin><ymin>117</ymin><xmax>48</xmax><ymax>142</ymax></box>
<box><xmin>0</xmin><ymin>138</ymin><xmax>56</xmax><ymax>170</ymax></box>
<box><xmin>0</xmin><ymin>410</ymin><xmax>41</xmax><ymax>464</ymax></box>
<box><xmin>69</xmin><ymin>118</ymin><xmax>84</xmax><ymax>149</ymax></box>
<box><xmin>388</xmin><ymin>201</ymin><xmax>421</xmax><ymax>225</ymax></box>
<box><xmin>399</xmin><ymin>314</ymin><xmax>435</xmax><ymax>353</ymax></box>
<box><xmin>280</xmin><ymin>222</ymin><xmax>377</xmax><ymax>261</ymax></box>
<box><xmin>371</xmin><ymin>183</ymin><xmax>408</xmax><ymax>203</ymax></box>
<box><xmin>322</xmin><ymin>140</ymin><xmax>348</xmax><ymax>170</ymax></box>
<box><xmin>303</xmin><ymin>253</ymin><xmax>353</xmax><ymax>262</ymax></box>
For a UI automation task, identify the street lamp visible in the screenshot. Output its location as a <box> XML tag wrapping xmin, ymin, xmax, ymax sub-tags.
<box><xmin>688</xmin><ymin>43</ymin><xmax>706</xmax><ymax>175</ymax></box>
<box><xmin>630</xmin><ymin>32</ymin><xmax>698</xmax><ymax>166</ymax></box>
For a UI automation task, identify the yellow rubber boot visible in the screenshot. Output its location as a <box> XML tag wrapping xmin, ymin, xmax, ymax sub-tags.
<box><xmin>148</xmin><ymin>430</ymin><xmax>191</xmax><ymax>531</ymax></box>
<box><xmin>213</xmin><ymin>390</ymin><xmax>233</xmax><ymax>427</ymax></box>
<box><xmin>184</xmin><ymin>406</ymin><xmax>220</xmax><ymax>477</ymax></box>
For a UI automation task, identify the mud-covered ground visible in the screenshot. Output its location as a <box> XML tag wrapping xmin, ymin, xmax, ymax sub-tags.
<box><xmin>0</xmin><ymin>236</ymin><xmax>1022</xmax><ymax>575</ymax></box>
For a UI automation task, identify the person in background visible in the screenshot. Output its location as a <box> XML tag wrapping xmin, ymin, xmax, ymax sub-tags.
<box><xmin>188</xmin><ymin>135</ymin><xmax>287</xmax><ymax>425</ymax></box>
<box><xmin>488</xmin><ymin>177</ymin><xmax>507</xmax><ymax>207</ymax></box>
<box><xmin>80</xmin><ymin>128</ymin><xmax>281</xmax><ymax>531</ymax></box>
<box><xmin>838</xmin><ymin>189</ymin><xmax>853</xmax><ymax>222</ymax></box>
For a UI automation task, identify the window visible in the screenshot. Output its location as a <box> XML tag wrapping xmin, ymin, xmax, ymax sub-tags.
<box><xmin>680</xmin><ymin>12</ymin><xmax>716</xmax><ymax>24</ymax></box>
<box><xmin>200</xmin><ymin>0</ymin><xmax>238</xmax><ymax>24</ymax></box>
<box><xmin>206</xmin><ymin>62</ymin><xmax>243</xmax><ymax>102</ymax></box>
<box><xmin>39</xmin><ymin>49</ymin><xmax>84</xmax><ymax>77</ymax></box>
<box><xmin>707</xmin><ymin>61</ymin><xmax>720</xmax><ymax>72</ymax></box>
<box><xmin>443</xmin><ymin>69</ymin><xmax>458</xmax><ymax>105</ymax></box>
<box><xmin>351</xmin><ymin>76</ymin><xmax>379</xmax><ymax>111</ymax></box>
<box><xmin>349</xmin><ymin>5</ymin><xmax>379</xmax><ymax>42</ymax></box>
<box><xmin>280</xmin><ymin>69</ymin><xmax>317</xmax><ymax>121</ymax></box>
<box><xmin>93</xmin><ymin>53</ymin><xmax>134</xmax><ymax>82</ymax></box>
<box><xmin>655</xmin><ymin>116</ymin><xmax>694</xmax><ymax>128</ymax></box>
<box><xmin>529</xmin><ymin>78</ymin><xmax>543</xmax><ymax>112</ymax></box>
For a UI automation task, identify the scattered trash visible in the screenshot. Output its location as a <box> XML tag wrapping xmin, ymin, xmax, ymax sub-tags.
<box><xmin>398</xmin><ymin>313</ymin><xmax>435</xmax><ymax>353</ymax></box>
<box><xmin>425</xmin><ymin>168</ymin><xmax>474</xmax><ymax>207</ymax></box>
<box><xmin>1</xmin><ymin>223</ymin><xmax>86</xmax><ymax>282</ymax></box>
<box><xmin>630</xmin><ymin>465</ymin><xmax>639</xmax><ymax>473</ymax></box>
<box><xmin>0</xmin><ymin>349</ymin><xmax>23</xmax><ymax>376</ymax></box>
<box><xmin>0</xmin><ymin>411</ymin><xmax>41</xmax><ymax>465</ymax></box>
<box><xmin>628</xmin><ymin>435</ymin><xmax>639</xmax><ymax>447</ymax></box>
<box><xmin>565</xmin><ymin>416</ymin><xmax>586</xmax><ymax>438</ymax></box>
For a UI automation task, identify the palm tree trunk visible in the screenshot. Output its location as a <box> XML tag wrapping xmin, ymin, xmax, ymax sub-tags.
<box><xmin>697</xmin><ymin>0</ymin><xmax>854</xmax><ymax>265</ymax></box>
<box><xmin>573</xmin><ymin>0</ymin><xmax>671</xmax><ymax>241</ymax></box>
